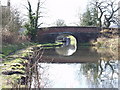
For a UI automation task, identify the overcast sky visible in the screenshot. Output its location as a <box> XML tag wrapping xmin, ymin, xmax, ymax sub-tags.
<box><xmin>1</xmin><ymin>0</ymin><xmax>89</xmax><ymax>26</ymax></box>
<box><xmin>1</xmin><ymin>0</ymin><xmax>120</xmax><ymax>27</ymax></box>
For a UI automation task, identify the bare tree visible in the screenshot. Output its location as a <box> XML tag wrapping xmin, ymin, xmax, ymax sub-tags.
<box><xmin>55</xmin><ymin>19</ymin><xmax>66</xmax><ymax>26</ymax></box>
<box><xmin>2</xmin><ymin>6</ymin><xmax>21</xmax><ymax>32</ymax></box>
<box><xmin>104</xmin><ymin>1</ymin><xmax>120</xmax><ymax>27</ymax></box>
<box><xmin>113</xmin><ymin>17</ymin><xmax>120</xmax><ymax>27</ymax></box>
<box><xmin>91</xmin><ymin>0</ymin><xmax>120</xmax><ymax>28</ymax></box>
<box><xmin>1</xmin><ymin>1</ymin><xmax>23</xmax><ymax>44</ymax></box>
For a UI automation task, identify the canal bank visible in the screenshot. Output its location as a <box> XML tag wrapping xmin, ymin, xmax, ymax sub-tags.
<box><xmin>1</xmin><ymin>45</ymin><xmax>34</xmax><ymax>88</ymax></box>
<box><xmin>0</xmin><ymin>42</ymin><xmax>64</xmax><ymax>88</ymax></box>
<box><xmin>92</xmin><ymin>28</ymin><xmax>119</xmax><ymax>58</ymax></box>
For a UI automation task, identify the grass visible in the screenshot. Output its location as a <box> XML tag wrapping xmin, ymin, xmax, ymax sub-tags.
<box><xmin>67</xmin><ymin>35</ymin><xmax>77</xmax><ymax>45</ymax></box>
<box><xmin>93</xmin><ymin>36</ymin><xmax>119</xmax><ymax>51</ymax></box>
<box><xmin>1</xmin><ymin>42</ymin><xmax>38</xmax><ymax>57</ymax></box>
<box><xmin>0</xmin><ymin>41</ymin><xmax>63</xmax><ymax>88</ymax></box>
<box><xmin>39</xmin><ymin>42</ymin><xmax>63</xmax><ymax>46</ymax></box>
<box><xmin>35</xmin><ymin>42</ymin><xmax>63</xmax><ymax>49</ymax></box>
<box><xmin>0</xmin><ymin>46</ymin><xmax>33</xmax><ymax>88</ymax></box>
<box><xmin>1</xmin><ymin>41</ymin><xmax>63</xmax><ymax>59</ymax></box>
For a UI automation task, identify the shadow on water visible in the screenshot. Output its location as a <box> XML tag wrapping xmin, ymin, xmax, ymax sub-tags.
<box><xmin>27</xmin><ymin>34</ymin><xmax>118</xmax><ymax>88</ymax></box>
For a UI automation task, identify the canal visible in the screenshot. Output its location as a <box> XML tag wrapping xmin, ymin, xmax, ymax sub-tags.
<box><xmin>31</xmin><ymin>43</ymin><xmax>118</xmax><ymax>88</ymax></box>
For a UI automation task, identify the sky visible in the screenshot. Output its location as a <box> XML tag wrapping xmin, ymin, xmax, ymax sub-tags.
<box><xmin>1</xmin><ymin>0</ymin><xmax>120</xmax><ymax>27</ymax></box>
<box><xmin>1</xmin><ymin>0</ymin><xmax>89</xmax><ymax>27</ymax></box>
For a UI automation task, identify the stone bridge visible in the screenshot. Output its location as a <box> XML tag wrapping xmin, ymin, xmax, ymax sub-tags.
<box><xmin>36</xmin><ymin>26</ymin><xmax>101</xmax><ymax>43</ymax></box>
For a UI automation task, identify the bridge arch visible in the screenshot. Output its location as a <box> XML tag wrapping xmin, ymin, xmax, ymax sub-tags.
<box><xmin>36</xmin><ymin>26</ymin><xmax>101</xmax><ymax>43</ymax></box>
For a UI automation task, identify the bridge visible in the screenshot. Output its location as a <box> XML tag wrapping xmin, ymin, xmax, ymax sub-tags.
<box><xmin>36</xmin><ymin>26</ymin><xmax>101</xmax><ymax>43</ymax></box>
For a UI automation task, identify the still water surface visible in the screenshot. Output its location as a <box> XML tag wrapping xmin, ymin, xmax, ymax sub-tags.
<box><xmin>34</xmin><ymin>44</ymin><xmax>118</xmax><ymax>88</ymax></box>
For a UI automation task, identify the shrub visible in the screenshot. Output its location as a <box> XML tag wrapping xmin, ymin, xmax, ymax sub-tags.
<box><xmin>2</xmin><ymin>29</ymin><xmax>30</xmax><ymax>44</ymax></box>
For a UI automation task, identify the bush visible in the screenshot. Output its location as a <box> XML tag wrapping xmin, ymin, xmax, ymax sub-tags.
<box><xmin>2</xmin><ymin>29</ymin><xmax>30</xmax><ymax>44</ymax></box>
<box><xmin>94</xmin><ymin>36</ymin><xmax>119</xmax><ymax>51</ymax></box>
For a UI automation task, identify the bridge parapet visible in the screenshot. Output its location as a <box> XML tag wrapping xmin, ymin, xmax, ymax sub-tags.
<box><xmin>36</xmin><ymin>26</ymin><xmax>119</xmax><ymax>43</ymax></box>
<box><xmin>37</xmin><ymin>26</ymin><xmax>101</xmax><ymax>35</ymax></box>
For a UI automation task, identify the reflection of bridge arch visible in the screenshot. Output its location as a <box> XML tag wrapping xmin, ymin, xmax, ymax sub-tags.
<box><xmin>36</xmin><ymin>26</ymin><xmax>101</xmax><ymax>43</ymax></box>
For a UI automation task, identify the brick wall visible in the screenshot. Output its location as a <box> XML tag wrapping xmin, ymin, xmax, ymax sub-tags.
<box><xmin>36</xmin><ymin>26</ymin><xmax>101</xmax><ymax>43</ymax></box>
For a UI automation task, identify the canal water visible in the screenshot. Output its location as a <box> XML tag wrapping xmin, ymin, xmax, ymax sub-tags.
<box><xmin>32</xmin><ymin>35</ymin><xmax>119</xmax><ymax>88</ymax></box>
<box><xmin>32</xmin><ymin>45</ymin><xmax>119</xmax><ymax>88</ymax></box>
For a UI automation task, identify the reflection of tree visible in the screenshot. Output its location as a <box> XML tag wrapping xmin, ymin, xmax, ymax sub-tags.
<box><xmin>25</xmin><ymin>48</ymin><xmax>43</xmax><ymax>88</ymax></box>
<box><xmin>24</xmin><ymin>47</ymin><xmax>50</xmax><ymax>88</ymax></box>
<box><xmin>80</xmin><ymin>62</ymin><xmax>99</xmax><ymax>87</ymax></box>
<box><xmin>96</xmin><ymin>47</ymin><xmax>118</xmax><ymax>78</ymax></box>
<box><xmin>98</xmin><ymin>59</ymin><xmax>118</xmax><ymax>88</ymax></box>
<box><xmin>98</xmin><ymin>59</ymin><xmax>103</xmax><ymax>77</ymax></box>
<box><xmin>80</xmin><ymin>47</ymin><xmax>118</xmax><ymax>88</ymax></box>
<box><xmin>81</xmin><ymin>63</ymin><xmax>98</xmax><ymax>76</ymax></box>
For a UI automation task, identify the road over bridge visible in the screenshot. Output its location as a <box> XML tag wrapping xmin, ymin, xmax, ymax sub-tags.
<box><xmin>36</xmin><ymin>26</ymin><xmax>101</xmax><ymax>43</ymax></box>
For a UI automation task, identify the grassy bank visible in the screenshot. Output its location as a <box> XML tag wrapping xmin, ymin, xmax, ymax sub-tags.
<box><xmin>1</xmin><ymin>42</ymin><xmax>38</xmax><ymax>57</ymax></box>
<box><xmin>0</xmin><ymin>42</ymin><xmax>63</xmax><ymax>88</ymax></box>
<box><xmin>0</xmin><ymin>45</ymin><xmax>34</xmax><ymax>88</ymax></box>
<box><xmin>93</xmin><ymin>36</ymin><xmax>119</xmax><ymax>51</ymax></box>
<box><xmin>92</xmin><ymin>28</ymin><xmax>119</xmax><ymax>52</ymax></box>
<box><xmin>91</xmin><ymin>28</ymin><xmax>119</xmax><ymax>61</ymax></box>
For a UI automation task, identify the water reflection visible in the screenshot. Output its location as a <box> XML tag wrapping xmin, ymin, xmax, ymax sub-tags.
<box><xmin>55</xmin><ymin>34</ymin><xmax>77</xmax><ymax>56</ymax></box>
<box><xmin>38</xmin><ymin>61</ymin><xmax>118</xmax><ymax>88</ymax></box>
<box><xmin>80</xmin><ymin>61</ymin><xmax>118</xmax><ymax>88</ymax></box>
<box><xmin>30</xmin><ymin>34</ymin><xmax>119</xmax><ymax>88</ymax></box>
<box><xmin>34</xmin><ymin>46</ymin><xmax>118</xmax><ymax>88</ymax></box>
<box><xmin>55</xmin><ymin>45</ymin><xmax>77</xmax><ymax>56</ymax></box>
